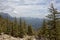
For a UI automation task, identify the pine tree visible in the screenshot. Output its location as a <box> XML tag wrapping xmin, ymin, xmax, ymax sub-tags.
<box><xmin>27</xmin><ymin>25</ymin><xmax>34</xmax><ymax>36</ymax></box>
<box><xmin>38</xmin><ymin>19</ymin><xmax>49</xmax><ymax>40</ymax></box>
<box><xmin>46</xmin><ymin>3</ymin><xmax>60</xmax><ymax>40</ymax></box>
<box><xmin>22</xmin><ymin>20</ymin><xmax>27</xmax><ymax>35</ymax></box>
<box><xmin>56</xmin><ymin>20</ymin><xmax>60</xmax><ymax>40</ymax></box>
<box><xmin>13</xmin><ymin>17</ymin><xmax>19</xmax><ymax>37</ymax></box>
<box><xmin>11</xmin><ymin>22</ymin><xmax>14</xmax><ymax>36</ymax></box>
<box><xmin>0</xmin><ymin>15</ymin><xmax>2</xmax><ymax>34</ymax></box>
<box><xmin>5</xmin><ymin>16</ymin><xmax>11</xmax><ymax>35</ymax></box>
<box><xmin>18</xmin><ymin>18</ymin><xmax>25</xmax><ymax>38</ymax></box>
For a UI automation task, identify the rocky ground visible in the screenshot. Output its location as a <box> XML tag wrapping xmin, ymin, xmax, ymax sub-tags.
<box><xmin>0</xmin><ymin>33</ymin><xmax>36</xmax><ymax>40</ymax></box>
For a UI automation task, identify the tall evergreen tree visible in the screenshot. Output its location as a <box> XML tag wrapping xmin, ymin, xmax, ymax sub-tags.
<box><xmin>27</xmin><ymin>25</ymin><xmax>34</xmax><ymax>36</ymax></box>
<box><xmin>22</xmin><ymin>21</ymin><xmax>27</xmax><ymax>35</ymax></box>
<box><xmin>19</xmin><ymin>18</ymin><xmax>26</xmax><ymax>38</ymax></box>
<box><xmin>0</xmin><ymin>15</ymin><xmax>2</xmax><ymax>34</ymax></box>
<box><xmin>11</xmin><ymin>21</ymin><xmax>14</xmax><ymax>36</ymax></box>
<box><xmin>5</xmin><ymin>16</ymin><xmax>11</xmax><ymax>35</ymax></box>
<box><xmin>38</xmin><ymin>19</ymin><xmax>49</xmax><ymax>40</ymax></box>
<box><xmin>46</xmin><ymin>3</ymin><xmax>60</xmax><ymax>40</ymax></box>
<box><xmin>13</xmin><ymin>17</ymin><xmax>19</xmax><ymax>37</ymax></box>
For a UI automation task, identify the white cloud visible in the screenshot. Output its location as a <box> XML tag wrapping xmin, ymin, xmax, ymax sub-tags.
<box><xmin>1</xmin><ymin>0</ymin><xmax>59</xmax><ymax>18</ymax></box>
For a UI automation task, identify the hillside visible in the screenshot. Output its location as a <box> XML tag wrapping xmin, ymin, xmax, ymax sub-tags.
<box><xmin>21</xmin><ymin>17</ymin><xmax>43</xmax><ymax>29</ymax></box>
<box><xmin>0</xmin><ymin>12</ymin><xmax>43</xmax><ymax>29</ymax></box>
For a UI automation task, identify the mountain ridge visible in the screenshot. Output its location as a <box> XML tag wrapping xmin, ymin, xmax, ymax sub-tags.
<box><xmin>0</xmin><ymin>12</ymin><xmax>43</xmax><ymax>29</ymax></box>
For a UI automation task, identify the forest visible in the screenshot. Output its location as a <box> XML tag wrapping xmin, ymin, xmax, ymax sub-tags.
<box><xmin>0</xmin><ymin>4</ymin><xmax>60</xmax><ymax>40</ymax></box>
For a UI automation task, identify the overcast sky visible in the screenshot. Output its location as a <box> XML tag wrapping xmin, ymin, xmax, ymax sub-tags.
<box><xmin>0</xmin><ymin>0</ymin><xmax>60</xmax><ymax>18</ymax></box>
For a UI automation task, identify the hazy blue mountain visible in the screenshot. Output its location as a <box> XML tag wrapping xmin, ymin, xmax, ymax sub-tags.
<box><xmin>0</xmin><ymin>12</ymin><xmax>14</xmax><ymax>21</ymax></box>
<box><xmin>21</xmin><ymin>17</ymin><xmax>43</xmax><ymax>29</ymax></box>
<box><xmin>0</xmin><ymin>12</ymin><xmax>43</xmax><ymax>29</ymax></box>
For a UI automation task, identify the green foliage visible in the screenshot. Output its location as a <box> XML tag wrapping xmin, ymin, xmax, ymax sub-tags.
<box><xmin>36</xmin><ymin>4</ymin><xmax>60</xmax><ymax>40</ymax></box>
<box><xmin>18</xmin><ymin>18</ymin><xmax>27</xmax><ymax>38</ymax></box>
<box><xmin>0</xmin><ymin>15</ymin><xmax>28</xmax><ymax>38</ymax></box>
<box><xmin>38</xmin><ymin>19</ymin><xmax>49</xmax><ymax>39</ymax></box>
<box><xmin>27</xmin><ymin>25</ymin><xmax>34</xmax><ymax>36</ymax></box>
<box><xmin>46</xmin><ymin>3</ymin><xmax>60</xmax><ymax>40</ymax></box>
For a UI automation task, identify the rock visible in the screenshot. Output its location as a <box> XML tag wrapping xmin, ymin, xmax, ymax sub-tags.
<box><xmin>0</xmin><ymin>34</ymin><xmax>37</xmax><ymax>40</ymax></box>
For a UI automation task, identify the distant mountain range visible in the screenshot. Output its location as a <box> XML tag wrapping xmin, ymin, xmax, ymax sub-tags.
<box><xmin>0</xmin><ymin>12</ymin><xmax>44</xmax><ymax>29</ymax></box>
<box><xmin>21</xmin><ymin>17</ymin><xmax>43</xmax><ymax>29</ymax></box>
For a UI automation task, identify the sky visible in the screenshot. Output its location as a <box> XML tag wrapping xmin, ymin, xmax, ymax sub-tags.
<box><xmin>0</xmin><ymin>0</ymin><xmax>60</xmax><ymax>18</ymax></box>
